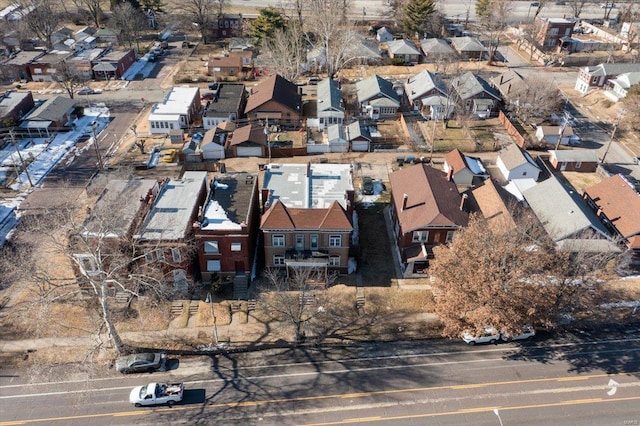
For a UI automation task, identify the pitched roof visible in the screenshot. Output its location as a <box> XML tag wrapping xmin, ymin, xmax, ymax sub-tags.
<box><xmin>244</xmin><ymin>74</ymin><xmax>302</xmax><ymax>114</ymax></box>
<box><xmin>23</xmin><ymin>96</ymin><xmax>75</xmax><ymax>121</ymax></box>
<box><xmin>538</xmin><ymin>125</ymin><xmax>574</xmax><ymax>137</ymax></box>
<box><xmin>327</xmin><ymin>124</ymin><xmax>346</xmax><ymax>141</ymax></box>
<box><xmin>317</xmin><ymin>78</ymin><xmax>344</xmax><ymax>113</ymax></box>
<box><xmin>355</xmin><ymin>74</ymin><xmax>400</xmax><ymax>104</ymax></box>
<box><xmin>549</xmin><ymin>149</ymin><xmax>598</xmax><ymax>163</ymax></box>
<box><xmin>499</xmin><ymin>143</ymin><xmax>540</xmax><ymax>170</ymax></box>
<box><xmin>261</xmin><ymin>200</ymin><xmax>353</xmax><ymax>231</ymax></box>
<box><xmin>522</xmin><ymin>176</ymin><xmax>609</xmax><ymax>242</ymax></box>
<box><xmin>471</xmin><ymin>179</ymin><xmax>517</xmax><ymax>232</ymax></box>
<box><xmin>346</xmin><ymin>121</ymin><xmax>371</xmax><ymax>141</ymax></box>
<box><xmin>389</xmin><ymin>164</ymin><xmax>469</xmax><ymax>232</ymax></box>
<box><xmin>405</xmin><ymin>69</ymin><xmax>447</xmax><ymax>102</ymax></box>
<box><xmin>584</xmin><ymin>174</ymin><xmax>640</xmax><ymax>243</ymax></box>
<box><xmin>387</xmin><ymin>39</ymin><xmax>421</xmax><ymax>55</ymax></box>
<box><xmin>444</xmin><ymin>149</ymin><xmax>468</xmax><ymax>173</ymax></box>
<box><xmin>451</xmin><ymin>72</ymin><xmax>501</xmax><ymax>101</ymax></box>
<box><xmin>609</xmin><ymin>71</ymin><xmax>640</xmax><ymax>89</ymax></box>
<box><xmin>229</xmin><ymin>123</ymin><xmax>267</xmax><ymax>146</ymax></box>
<box><xmin>450</xmin><ymin>36</ymin><xmax>487</xmax><ymax>53</ymax></box>
<box><xmin>586</xmin><ymin>62</ymin><xmax>640</xmax><ymax>77</ymax></box>
<box><xmin>490</xmin><ymin>69</ymin><xmax>526</xmax><ymax>97</ymax></box>
<box><xmin>419</xmin><ymin>38</ymin><xmax>456</xmax><ymax>56</ymax></box>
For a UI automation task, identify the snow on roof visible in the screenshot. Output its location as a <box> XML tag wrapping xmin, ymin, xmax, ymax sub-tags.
<box><xmin>151</xmin><ymin>86</ymin><xmax>199</xmax><ymax>116</ymax></box>
<box><xmin>201</xmin><ymin>199</ymin><xmax>242</xmax><ymax>231</ymax></box>
<box><xmin>465</xmin><ymin>156</ymin><xmax>487</xmax><ymax>175</ymax></box>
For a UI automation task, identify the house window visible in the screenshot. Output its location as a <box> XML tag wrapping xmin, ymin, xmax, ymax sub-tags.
<box><xmin>575</xmin><ymin>161</ymin><xmax>582</xmax><ymax>169</ymax></box>
<box><xmin>310</xmin><ymin>234</ymin><xmax>319</xmax><ymax>250</ymax></box>
<box><xmin>171</xmin><ymin>248</ymin><xmax>182</xmax><ymax>263</ymax></box>
<box><xmin>274</xmin><ymin>255</ymin><xmax>285</xmax><ymax>266</ymax></box>
<box><xmin>446</xmin><ymin>231</ymin><xmax>455</xmax><ymax>243</ymax></box>
<box><xmin>75</xmin><ymin>254</ymin><xmax>99</xmax><ymax>276</ymax></box>
<box><xmin>273</xmin><ymin>234</ymin><xmax>285</xmax><ymax>247</ymax></box>
<box><xmin>207</xmin><ymin>260</ymin><xmax>221</xmax><ymax>272</ymax></box>
<box><xmin>155</xmin><ymin>249</ymin><xmax>165</xmax><ymax>261</ymax></box>
<box><xmin>412</xmin><ymin>231</ymin><xmax>429</xmax><ymax>242</ymax></box>
<box><xmin>329</xmin><ymin>235</ymin><xmax>341</xmax><ymax>247</ymax></box>
<box><xmin>204</xmin><ymin>241</ymin><xmax>219</xmax><ymax>253</ymax></box>
<box><xmin>231</xmin><ymin>242</ymin><xmax>242</xmax><ymax>252</ymax></box>
<box><xmin>296</xmin><ymin>234</ymin><xmax>304</xmax><ymax>250</ymax></box>
<box><xmin>144</xmin><ymin>251</ymin><xmax>155</xmax><ymax>262</ymax></box>
<box><xmin>329</xmin><ymin>255</ymin><xmax>340</xmax><ymax>266</ymax></box>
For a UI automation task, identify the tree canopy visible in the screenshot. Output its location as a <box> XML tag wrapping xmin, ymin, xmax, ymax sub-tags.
<box><xmin>249</xmin><ymin>7</ymin><xmax>286</xmax><ymax>45</ymax></box>
<box><xmin>403</xmin><ymin>0</ymin><xmax>437</xmax><ymax>37</ymax></box>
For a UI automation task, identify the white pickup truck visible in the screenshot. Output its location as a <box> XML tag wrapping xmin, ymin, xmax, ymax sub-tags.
<box><xmin>129</xmin><ymin>382</ymin><xmax>184</xmax><ymax>407</ymax></box>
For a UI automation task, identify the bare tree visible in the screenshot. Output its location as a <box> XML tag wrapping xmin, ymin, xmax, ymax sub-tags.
<box><xmin>566</xmin><ymin>0</ymin><xmax>588</xmax><ymax>18</ymax></box>
<box><xmin>181</xmin><ymin>0</ymin><xmax>216</xmax><ymax>44</ymax></box>
<box><xmin>54</xmin><ymin>60</ymin><xmax>88</xmax><ymax>99</ymax></box>
<box><xmin>70</xmin><ymin>0</ymin><xmax>103</xmax><ymax>27</ymax></box>
<box><xmin>429</xmin><ymin>215</ymin><xmax>616</xmax><ymax>338</ymax></box>
<box><xmin>258</xmin><ymin>267</ymin><xmax>337</xmax><ymax>344</ymax></box>
<box><xmin>110</xmin><ymin>1</ymin><xmax>147</xmax><ymax>48</ymax></box>
<box><xmin>260</xmin><ymin>24</ymin><xmax>306</xmax><ymax>82</ymax></box>
<box><xmin>16</xmin><ymin>0</ymin><xmax>62</xmax><ymax>50</ymax></box>
<box><xmin>507</xmin><ymin>76</ymin><xmax>565</xmax><ymax>123</ymax></box>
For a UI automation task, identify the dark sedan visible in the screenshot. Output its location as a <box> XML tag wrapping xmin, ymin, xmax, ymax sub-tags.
<box><xmin>362</xmin><ymin>176</ymin><xmax>374</xmax><ymax>195</ymax></box>
<box><xmin>116</xmin><ymin>353</ymin><xmax>164</xmax><ymax>374</ymax></box>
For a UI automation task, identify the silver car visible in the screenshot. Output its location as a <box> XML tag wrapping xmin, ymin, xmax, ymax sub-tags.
<box><xmin>116</xmin><ymin>353</ymin><xmax>164</xmax><ymax>374</ymax></box>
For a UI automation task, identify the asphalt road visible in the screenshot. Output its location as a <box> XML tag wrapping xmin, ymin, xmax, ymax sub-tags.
<box><xmin>1</xmin><ymin>331</ymin><xmax>639</xmax><ymax>425</ymax></box>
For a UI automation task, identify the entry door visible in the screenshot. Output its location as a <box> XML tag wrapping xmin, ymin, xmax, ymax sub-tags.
<box><xmin>560</xmin><ymin>162</ymin><xmax>567</xmax><ymax>171</ymax></box>
<box><xmin>296</xmin><ymin>234</ymin><xmax>304</xmax><ymax>251</ymax></box>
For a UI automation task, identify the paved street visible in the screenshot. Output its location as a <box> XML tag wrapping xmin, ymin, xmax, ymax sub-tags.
<box><xmin>1</xmin><ymin>330</ymin><xmax>639</xmax><ymax>425</ymax></box>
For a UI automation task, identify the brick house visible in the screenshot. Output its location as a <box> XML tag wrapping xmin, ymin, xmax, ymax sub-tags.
<box><xmin>245</xmin><ymin>74</ymin><xmax>303</xmax><ymax>128</ymax></box>
<box><xmin>91</xmin><ymin>48</ymin><xmax>136</xmax><ymax>80</ymax></box>
<box><xmin>0</xmin><ymin>90</ymin><xmax>35</xmax><ymax>125</ymax></box>
<box><xmin>0</xmin><ymin>50</ymin><xmax>44</xmax><ymax>82</ymax></box>
<box><xmin>27</xmin><ymin>51</ymin><xmax>74</xmax><ymax>82</ymax></box>
<box><xmin>535</xmin><ymin>17</ymin><xmax>575</xmax><ymax>50</ymax></box>
<box><xmin>389</xmin><ymin>164</ymin><xmax>469</xmax><ymax>276</ymax></box>
<box><xmin>195</xmin><ymin>173</ymin><xmax>260</xmax><ymax>292</ymax></box>
<box><xmin>548</xmin><ymin>149</ymin><xmax>598</xmax><ymax>172</ymax></box>
<box><xmin>20</xmin><ymin>96</ymin><xmax>75</xmax><ymax>134</ymax></box>
<box><xmin>202</xmin><ymin>83</ymin><xmax>247</xmax><ymax>130</ymax></box>
<box><xmin>451</xmin><ymin>72</ymin><xmax>501</xmax><ymax>118</ymax></box>
<box><xmin>207</xmin><ymin>51</ymin><xmax>252</xmax><ymax>78</ymax></box>
<box><xmin>574</xmin><ymin>62</ymin><xmax>640</xmax><ymax>95</ymax></box>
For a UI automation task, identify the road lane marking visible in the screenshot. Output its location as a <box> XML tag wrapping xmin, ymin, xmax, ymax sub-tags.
<box><xmin>2</xmin><ymin>372</ymin><xmax>638</xmax><ymax>425</ymax></box>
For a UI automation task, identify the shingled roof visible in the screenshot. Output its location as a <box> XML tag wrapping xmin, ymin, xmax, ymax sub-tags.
<box><xmin>261</xmin><ymin>200</ymin><xmax>353</xmax><ymax>231</ymax></box>
<box><xmin>244</xmin><ymin>74</ymin><xmax>302</xmax><ymax>115</ymax></box>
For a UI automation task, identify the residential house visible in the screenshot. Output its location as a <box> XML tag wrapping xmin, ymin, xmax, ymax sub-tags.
<box><xmin>522</xmin><ymin>176</ymin><xmax>619</xmax><ymax>252</ymax></box>
<box><xmin>346</xmin><ymin>35</ymin><xmax>383</xmax><ymax>66</ymax></box>
<box><xmin>356</xmin><ymin>74</ymin><xmax>400</xmax><ymax>119</ymax></box>
<box><xmin>214</xmin><ymin>13</ymin><xmax>243</xmax><ymax>39</ymax></box>
<box><xmin>470</xmin><ymin>179</ymin><xmax>517</xmax><ymax>234</ymax></box>
<box><xmin>27</xmin><ymin>50</ymin><xmax>74</xmax><ymax>82</ymax></box>
<box><xmin>548</xmin><ymin>149</ymin><xmax>598</xmax><ymax>172</ymax></box>
<box><xmin>443</xmin><ymin>148</ymin><xmax>489</xmax><ymax>186</ymax></box>
<box><xmin>181</xmin><ymin>133</ymin><xmax>203</xmax><ymax>162</ymax></box>
<box><xmin>535</xmin><ymin>125</ymin><xmax>575</xmax><ymax>146</ymax></box>
<box><xmin>0</xmin><ymin>50</ymin><xmax>44</xmax><ymax>82</ymax></box>
<box><xmin>387</xmin><ymin>39</ymin><xmax>422</xmax><ymax>64</ymax></box>
<box><xmin>451</xmin><ymin>72</ymin><xmax>501</xmax><ymax>118</ymax></box>
<box><xmin>202</xmin><ymin>83</ymin><xmax>247</xmax><ymax>129</ymax></box>
<box><xmin>496</xmin><ymin>143</ymin><xmax>541</xmax><ymax>181</ymax></box>
<box><xmin>261</xmin><ymin>200</ymin><xmax>353</xmax><ymax>277</ymax></box>
<box><xmin>91</xmin><ymin>48</ymin><xmax>136</xmax><ymax>80</ymax></box>
<box><xmin>200</xmin><ymin>127</ymin><xmax>227</xmax><ymax>160</ymax></box>
<box><xmin>325</xmin><ymin>124</ymin><xmax>348</xmax><ymax>153</ymax></box>
<box><xmin>490</xmin><ymin>69</ymin><xmax>526</xmax><ymax>103</ymax></box>
<box><xmin>389</xmin><ymin>164</ymin><xmax>469</xmax><ymax>276</ymax></box>
<box><xmin>207</xmin><ymin>51</ymin><xmax>252</xmax><ymax>79</ymax></box>
<box><xmin>0</xmin><ymin>90</ymin><xmax>35</xmax><ymax>125</ymax></box>
<box><xmin>404</xmin><ymin>69</ymin><xmax>452</xmax><ymax>120</ymax></box>
<box><xmin>94</xmin><ymin>27</ymin><xmax>120</xmax><ymax>44</ymax></box>
<box><xmin>67</xmin><ymin>48</ymin><xmax>105</xmax><ymax>81</ymax></box>
<box><xmin>346</xmin><ymin>121</ymin><xmax>372</xmax><ymax>152</ymax></box>
<box><xmin>227</xmin><ymin>123</ymin><xmax>268</xmax><ymax>157</ymax></box>
<box><xmin>134</xmin><ymin>171</ymin><xmax>209</xmax><ymax>286</ymax></box>
<box><xmin>376</xmin><ymin>26</ymin><xmax>394</xmax><ymax>42</ymax></box>
<box><xmin>316</xmin><ymin>78</ymin><xmax>344</xmax><ymax>131</ymax></box>
<box><xmin>583</xmin><ymin>174</ymin><xmax>640</xmax><ymax>251</ymax></box>
<box><xmin>148</xmin><ymin>86</ymin><xmax>201</xmax><ymax>134</ymax></box>
<box><xmin>535</xmin><ymin>17</ymin><xmax>575</xmax><ymax>50</ymax></box>
<box><xmin>449</xmin><ymin>36</ymin><xmax>487</xmax><ymax>60</ymax></box>
<box><xmin>604</xmin><ymin>72</ymin><xmax>640</xmax><ymax>102</ymax></box>
<box><xmin>19</xmin><ymin>96</ymin><xmax>75</xmax><ymax>135</ymax></box>
<box><xmin>51</xmin><ymin>27</ymin><xmax>74</xmax><ymax>49</ymax></box>
<box><xmin>195</xmin><ymin>173</ymin><xmax>260</xmax><ymax>291</ymax></box>
<box><xmin>419</xmin><ymin>38</ymin><xmax>456</xmax><ymax>62</ymax></box>
<box><xmin>574</xmin><ymin>62</ymin><xmax>639</xmax><ymax>94</ymax></box>
<box><xmin>244</xmin><ymin>74</ymin><xmax>303</xmax><ymax>128</ymax></box>
<box><xmin>71</xmin><ymin>178</ymin><xmax>159</xmax><ymax>290</ymax></box>
<box><xmin>74</xmin><ymin>26</ymin><xmax>97</xmax><ymax>50</ymax></box>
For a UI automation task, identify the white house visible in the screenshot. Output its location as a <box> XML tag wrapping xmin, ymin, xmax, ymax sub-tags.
<box><xmin>148</xmin><ymin>86</ymin><xmax>201</xmax><ymax>134</ymax></box>
<box><xmin>496</xmin><ymin>143</ymin><xmax>541</xmax><ymax>181</ymax></box>
<box><xmin>535</xmin><ymin>125</ymin><xmax>575</xmax><ymax>146</ymax></box>
<box><xmin>604</xmin><ymin>72</ymin><xmax>640</xmax><ymax>102</ymax></box>
<box><xmin>376</xmin><ymin>27</ymin><xmax>394</xmax><ymax>42</ymax></box>
<box><xmin>201</xmin><ymin>127</ymin><xmax>226</xmax><ymax>160</ymax></box>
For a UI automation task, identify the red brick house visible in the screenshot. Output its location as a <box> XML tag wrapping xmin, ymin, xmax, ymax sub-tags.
<box><xmin>535</xmin><ymin>17</ymin><xmax>575</xmax><ymax>50</ymax></box>
<box><xmin>548</xmin><ymin>149</ymin><xmax>598</xmax><ymax>172</ymax></box>
<box><xmin>92</xmin><ymin>48</ymin><xmax>136</xmax><ymax>80</ymax></box>
<box><xmin>207</xmin><ymin>51</ymin><xmax>252</xmax><ymax>79</ymax></box>
<box><xmin>389</xmin><ymin>164</ymin><xmax>469</xmax><ymax>276</ymax></box>
<box><xmin>244</xmin><ymin>74</ymin><xmax>303</xmax><ymax>128</ymax></box>
<box><xmin>0</xmin><ymin>90</ymin><xmax>35</xmax><ymax>125</ymax></box>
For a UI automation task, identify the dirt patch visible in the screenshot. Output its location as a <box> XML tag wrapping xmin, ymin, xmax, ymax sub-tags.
<box><xmin>560</xmin><ymin>171</ymin><xmax>605</xmax><ymax>194</ymax></box>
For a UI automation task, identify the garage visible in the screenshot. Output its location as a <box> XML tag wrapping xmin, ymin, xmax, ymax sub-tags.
<box><xmin>236</xmin><ymin>146</ymin><xmax>263</xmax><ymax>157</ymax></box>
<box><xmin>351</xmin><ymin>140</ymin><xmax>370</xmax><ymax>152</ymax></box>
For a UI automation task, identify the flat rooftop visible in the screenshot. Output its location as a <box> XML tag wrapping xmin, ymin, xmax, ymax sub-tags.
<box><xmin>263</xmin><ymin>163</ymin><xmax>353</xmax><ymax>209</ymax></box>
<box><xmin>151</xmin><ymin>86</ymin><xmax>199</xmax><ymax>116</ymax></box>
<box><xmin>200</xmin><ymin>173</ymin><xmax>257</xmax><ymax>231</ymax></box>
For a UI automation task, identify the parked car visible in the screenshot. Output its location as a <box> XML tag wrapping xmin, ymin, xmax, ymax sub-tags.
<box><xmin>162</xmin><ymin>149</ymin><xmax>177</xmax><ymax>163</ymax></box>
<box><xmin>307</xmin><ymin>75</ymin><xmax>321</xmax><ymax>85</ymax></box>
<box><xmin>600</xmin><ymin>2</ymin><xmax>614</xmax><ymax>7</ymax></box>
<box><xmin>201</xmin><ymin>92</ymin><xmax>215</xmax><ymax>100</ymax></box>
<box><xmin>362</xmin><ymin>176</ymin><xmax>374</xmax><ymax>195</ymax></box>
<box><xmin>501</xmin><ymin>326</ymin><xmax>536</xmax><ymax>342</ymax></box>
<box><xmin>116</xmin><ymin>353</ymin><xmax>164</xmax><ymax>374</ymax></box>
<box><xmin>462</xmin><ymin>327</ymin><xmax>500</xmax><ymax>345</ymax></box>
<box><xmin>77</xmin><ymin>87</ymin><xmax>96</xmax><ymax>95</ymax></box>
<box><xmin>530</xmin><ymin>2</ymin><xmax>539</xmax><ymax>6</ymax></box>
<box><xmin>208</xmin><ymin>82</ymin><xmax>219</xmax><ymax>91</ymax></box>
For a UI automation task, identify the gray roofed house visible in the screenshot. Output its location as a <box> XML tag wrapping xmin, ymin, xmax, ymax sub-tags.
<box><xmin>490</xmin><ymin>69</ymin><xmax>526</xmax><ymax>101</ymax></box>
<box><xmin>346</xmin><ymin>121</ymin><xmax>372</xmax><ymax>152</ymax></box>
<box><xmin>316</xmin><ymin>78</ymin><xmax>344</xmax><ymax>131</ymax></box>
<box><xmin>449</xmin><ymin>36</ymin><xmax>487</xmax><ymax>60</ymax></box>
<box><xmin>387</xmin><ymin>39</ymin><xmax>422</xmax><ymax>64</ymax></box>
<box><xmin>604</xmin><ymin>71</ymin><xmax>640</xmax><ymax>102</ymax></box>
<box><xmin>496</xmin><ymin>143</ymin><xmax>541</xmax><ymax>181</ymax></box>
<box><xmin>522</xmin><ymin>176</ymin><xmax>619</xmax><ymax>252</ymax></box>
<box><xmin>345</xmin><ymin>35</ymin><xmax>383</xmax><ymax>65</ymax></box>
<box><xmin>202</xmin><ymin>83</ymin><xmax>247</xmax><ymax>129</ymax></box>
<box><xmin>136</xmin><ymin>171</ymin><xmax>208</xmax><ymax>242</ymax></box>
<box><xmin>20</xmin><ymin>96</ymin><xmax>75</xmax><ymax>130</ymax></box>
<box><xmin>451</xmin><ymin>72</ymin><xmax>501</xmax><ymax>118</ymax></box>
<box><xmin>325</xmin><ymin>124</ymin><xmax>349</xmax><ymax>152</ymax></box>
<box><xmin>356</xmin><ymin>74</ymin><xmax>400</xmax><ymax>119</ymax></box>
<box><xmin>419</xmin><ymin>38</ymin><xmax>456</xmax><ymax>61</ymax></box>
<box><xmin>574</xmin><ymin>62</ymin><xmax>640</xmax><ymax>94</ymax></box>
<box><xmin>1</xmin><ymin>50</ymin><xmax>45</xmax><ymax>81</ymax></box>
<box><xmin>376</xmin><ymin>26</ymin><xmax>394</xmax><ymax>42</ymax></box>
<box><xmin>0</xmin><ymin>90</ymin><xmax>35</xmax><ymax>123</ymax></box>
<box><xmin>404</xmin><ymin>69</ymin><xmax>452</xmax><ymax>120</ymax></box>
<box><xmin>548</xmin><ymin>149</ymin><xmax>598</xmax><ymax>172</ymax></box>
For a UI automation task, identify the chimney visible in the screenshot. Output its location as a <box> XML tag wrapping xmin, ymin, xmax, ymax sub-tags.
<box><xmin>507</xmin><ymin>83</ymin><xmax>511</xmax><ymax>94</ymax></box>
<box><xmin>460</xmin><ymin>193</ymin><xmax>468</xmax><ymax>211</ymax></box>
<box><xmin>307</xmin><ymin>161</ymin><xmax>311</xmax><ymax>178</ymax></box>
<box><xmin>261</xmin><ymin>188</ymin><xmax>270</xmax><ymax>212</ymax></box>
<box><xmin>447</xmin><ymin>168</ymin><xmax>454</xmax><ymax>182</ymax></box>
<box><xmin>500</xmin><ymin>74</ymin><xmax>504</xmax><ymax>85</ymax></box>
<box><xmin>197</xmin><ymin>205</ymin><xmax>203</xmax><ymax>221</ymax></box>
<box><xmin>402</xmin><ymin>194</ymin><xmax>408</xmax><ymax>211</ymax></box>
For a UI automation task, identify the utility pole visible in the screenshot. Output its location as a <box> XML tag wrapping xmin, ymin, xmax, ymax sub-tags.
<box><xmin>554</xmin><ymin>111</ymin><xmax>571</xmax><ymax>151</ymax></box>
<box><xmin>91</xmin><ymin>121</ymin><xmax>105</xmax><ymax>170</ymax></box>
<box><xmin>10</xmin><ymin>129</ymin><xmax>33</xmax><ymax>187</ymax></box>
<box><xmin>601</xmin><ymin>110</ymin><xmax>625</xmax><ymax>164</ymax></box>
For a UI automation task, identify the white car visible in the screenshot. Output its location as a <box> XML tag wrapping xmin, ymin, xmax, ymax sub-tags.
<box><xmin>501</xmin><ymin>326</ymin><xmax>536</xmax><ymax>342</ymax></box>
<box><xmin>462</xmin><ymin>327</ymin><xmax>500</xmax><ymax>345</ymax></box>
